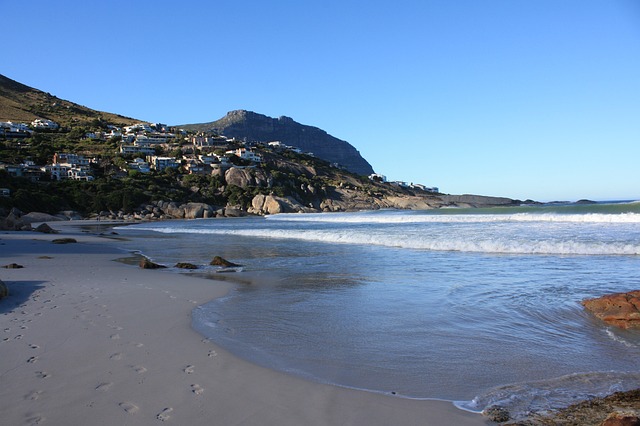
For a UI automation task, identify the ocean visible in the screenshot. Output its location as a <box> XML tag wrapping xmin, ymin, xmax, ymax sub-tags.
<box><xmin>115</xmin><ymin>201</ymin><xmax>640</xmax><ymax>420</ymax></box>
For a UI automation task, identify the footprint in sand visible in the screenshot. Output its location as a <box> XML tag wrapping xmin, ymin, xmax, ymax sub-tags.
<box><xmin>24</xmin><ymin>390</ymin><xmax>42</xmax><ymax>400</ymax></box>
<box><xmin>110</xmin><ymin>334</ymin><xmax>121</xmax><ymax>340</ymax></box>
<box><xmin>156</xmin><ymin>407</ymin><xmax>173</xmax><ymax>421</ymax></box>
<box><xmin>119</xmin><ymin>402</ymin><xmax>139</xmax><ymax>414</ymax></box>
<box><xmin>208</xmin><ymin>350</ymin><xmax>217</xmax><ymax>358</ymax></box>
<box><xmin>95</xmin><ymin>382</ymin><xmax>113</xmax><ymax>392</ymax></box>
<box><xmin>27</xmin><ymin>356</ymin><xmax>38</xmax><ymax>364</ymax></box>
<box><xmin>29</xmin><ymin>344</ymin><xmax>40</xmax><ymax>349</ymax></box>
<box><xmin>26</xmin><ymin>414</ymin><xmax>45</xmax><ymax>425</ymax></box>
<box><xmin>36</xmin><ymin>371</ymin><xmax>50</xmax><ymax>379</ymax></box>
<box><xmin>110</xmin><ymin>353</ymin><xmax>123</xmax><ymax>361</ymax></box>
<box><xmin>191</xmin><ymin>384</ymin><xmax>204</xmax><ymax>395</ymax></box>
<box><xmin>132</xmin><ymin>342</ymin><xmax>144</xmax><ymax>348</ymax></box>
<box><xmin>132</xmin><ymin>365</ymin><xmax>147</xmax><ymax>374</ymax></box>
<box><xmin>183</xmin><ymin>365</ymin><xmax>195</xmax><ymax>374</ymax></box>
<box><xmin>15</xmin><ymin>334</ymin><xmax>23</xmax><ymax>340</ymax></box>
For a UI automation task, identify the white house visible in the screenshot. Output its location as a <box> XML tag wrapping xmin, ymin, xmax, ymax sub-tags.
<box><xmin>148</xmin><ymin>156</ymin><xmax>180</xmax><ymax>171</ymax></box>
<box><xmin>31</xmin><ymin>119</ymin><xmax>59</xmax><ymax>130</ymax></box>
<box><xmin>226</xmin><ymin>148</ymin><xmax>262</xmax><ymax>163</ymax></box>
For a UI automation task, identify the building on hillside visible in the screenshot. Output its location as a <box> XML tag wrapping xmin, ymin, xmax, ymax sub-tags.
<box><xmin>147</xmin><ymin>156</ymin><xmax>180</xmax><ymax>171</ymax></box>
<box><xmin>53</xmin><ymin>153</ymin><xmax>90</xmax><ymax>169</ymax></box>
<box><xmin>128</xmin><ymin>158</ymin><xmax>151</xmax><ymax>173</ymax></box>
<box><xmin>368</xmin><ymin>173</ymin><xmax>387</xmax><ymax>182</ymax></box>
<box><xmin>225</xmin><ymin>148</ymin><xmax>262</xmax><ymax>163</ymax></box>
<box><xmin>31</xmin><ymin>119</ymin><xmax>59</xmax><ymax>130</ymax></box>
<box><xmin>119</xmin><ymin>144</ymin><xmax>156</xmax><ymax>156</ymax></box>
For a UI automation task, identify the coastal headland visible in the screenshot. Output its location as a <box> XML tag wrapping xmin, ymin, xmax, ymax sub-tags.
<box><xmin>0</xmin><ymin>222</ymin><xmax>489</xmax><ymax>425</ymax></box>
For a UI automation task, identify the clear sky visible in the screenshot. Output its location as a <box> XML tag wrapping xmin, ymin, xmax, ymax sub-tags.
<box><xmin>3</xmin><ymin>0</ymin><xmax>639</xmax><ymax>201</ymax></box>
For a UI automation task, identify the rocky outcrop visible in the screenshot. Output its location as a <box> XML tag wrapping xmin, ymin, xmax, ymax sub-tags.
<box><xmin>438</xmin><ymin>194</ymin><xmax>519</xmax><ymax>208</ymax></box>
<box><xmin>249</xmin><ymin>194</ymin><xmax>314</xmax><ymax>215</ymax></box>
<box><xmin>582</xmin><ymin>291</ymin><xmax>640</xmax><ymax>329</ymax></box>
<box><xmin>180</xmin><ymin>110</ymin><xmax>375</xmax><ymax>176</ymax></box>
<box><xmin>139</xmin><ymin>258</ymin><xmax>166</xmax><ymax>269</ymax></box>
<box><xmin>34</xmin><ymin>223</ymin><xmax>58</xmax><ymax>234</ymax></box>
<box><xmin>0</xmin><ymin>208</ymin><xmax>32</xmax><ymax>231</ymax></box>
<box><xmin>210</xmin><ymin>256</ymin><xmax>241</xmax><ymax>267</ymax></box>
<box><xmin>505</xmin><ymin>389</ymin><xmax>640</xmax><ymax>426</ymax></box>
<box><xmin>21</xmin><ymin>212</ymin><xmax>65</xmax><ymax>224</ymax></box>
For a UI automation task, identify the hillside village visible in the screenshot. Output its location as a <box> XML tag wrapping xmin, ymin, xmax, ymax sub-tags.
<box><xmin>0</xmin><ymin>118</ymin><xmax>438</xmax><ymax>193</ymax></box>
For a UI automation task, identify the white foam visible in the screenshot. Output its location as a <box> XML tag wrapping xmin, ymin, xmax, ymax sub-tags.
<box><xmin>266</xmin><ymin>212</ymin><xmax>640</xmax><ymax>224</ymax></box>
<box><xmin>130</xmin><ymin>226</ymin><xmax>640</xmax><ymax>255</ymax></box>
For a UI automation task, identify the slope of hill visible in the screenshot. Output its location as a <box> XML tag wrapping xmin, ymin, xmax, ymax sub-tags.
<box><xmin>179</xmin><ymin>110</ymin><xmax>375</xmax><ymax>176</ymax></box>
<box><xmin>0</xmin><ymin>74</ymin><xmax>141</xmax><ymax>127</ymax></box>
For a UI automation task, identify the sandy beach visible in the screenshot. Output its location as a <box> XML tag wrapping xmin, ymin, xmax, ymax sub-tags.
<box><xmin>0</xmin><ymin>222</ymin><xmax>490</xmax><ymax>425</ymax></box>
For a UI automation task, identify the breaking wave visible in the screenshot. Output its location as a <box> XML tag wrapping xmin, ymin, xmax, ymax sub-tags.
<box><xmin>135</xmin><ymin>226</ymin><xmax>640</xmax><ymax>255</ymax></box>
<box><xmin>265</xmin><ymin>211</ymin><xmax>640</xmax><ymax>224</ymax></box>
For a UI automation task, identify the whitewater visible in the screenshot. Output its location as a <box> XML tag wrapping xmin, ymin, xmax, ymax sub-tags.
<box><xmin>116</xmin><ymin>201</ymin><xmax>640</xmax><ymax>421</ymax></box>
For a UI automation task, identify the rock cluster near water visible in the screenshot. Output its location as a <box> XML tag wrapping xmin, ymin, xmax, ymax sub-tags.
<box><xmin>582</xmin><ymin>291</ymin><xmax>640</xmax><ymax>329</ymax></box>
<box><xmin>491</xmin><ymin>389</ymin><xmax>640</xmax><ymax>425</ymax></box>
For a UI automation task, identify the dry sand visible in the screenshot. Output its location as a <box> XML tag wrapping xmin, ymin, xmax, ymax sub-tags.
<box><xmin>0</xmin><ymin>222</ymin><xmax>490</xmax><ymax>425</ymax></box>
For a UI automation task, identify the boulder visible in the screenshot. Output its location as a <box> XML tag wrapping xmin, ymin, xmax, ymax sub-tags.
<box><xmin>602</xmin><ymin>412</ymin><xmax>640</xmax><ymax>426</ymax></box>
<box><xmin>34</xmin><ymin>223</ymin><xmax>58</xmax><ymax>234</ymax></box>
<box><xmin>224</xmin><ymin>168</ymin><xmax>253</xmax><ymax>188</ymax></box>
<box><xmin>139</xmin><ymin>258</ymin><xmax>166</xmax><ymax>269</ymax></box>
<box><xmin>582</xmin><ymin>291</ymin><xmax>640</xmax><ymax>329</ymax></box>
<box><xmin>175</xmin><ymin>262</ymin><xmax>198</xmax><ymax>269</ymax></box>
<box><xmin>3</xmin><ymin>263</ymin><xmax>24</xmax><ymax>269</ymax></box>
<box><xmin>210</xmin><ymin>256</ymin><xmax>241</xmax><ymax>267</ymax></box>
<box><xmin>249</xmin><ymin>194</ymin><xmax>311</xmax><ymax>215</ymax></box>
<box><xmin>183</xmin><ymin>203</ymin><xmax>215</xmax><ymax>219</ymax></box>
<box><xmin>22</xmin><ymin>212</ymin><xmax>65</xmax><ymax>224</ymax></box>
<box><xmin>52</xmin><ymin>238</ymin><xmax>77</xmax><ymax>244</ymax></box>
<box><xmin>0</xmin><ymin>209</ymin><xmax>26</xmax><ymax>230</ymax></box>
<box><xmin>0</xmin><ymin>280</ymin><xmax>7</xmax><ymax>299</ymax></box>
<box><xmin>223</xmin><ymin>207</ymin><xmax>245</xmax><ymax>217</ymax></box>
<box><xmin>165</xmin><ymin>202</ymin><xmax>185</xmax><ymax>219</ymax></box>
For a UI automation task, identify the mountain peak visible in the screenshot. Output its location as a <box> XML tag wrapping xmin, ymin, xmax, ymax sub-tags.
<box><xmin>179</xmin><ymin>111</ymin><xmax>374</xmax><ymax>176</ymax></box>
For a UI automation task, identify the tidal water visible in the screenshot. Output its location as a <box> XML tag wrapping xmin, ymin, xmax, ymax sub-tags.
<box><xmin>116</xmin><ymin>201</ymin><xmax>640</xmax><ymax>419</ymax></box>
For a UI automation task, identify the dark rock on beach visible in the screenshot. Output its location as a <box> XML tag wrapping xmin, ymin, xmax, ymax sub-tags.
<box><xmin>507</xmin><ymin>389</ymin><xmax>640</xmax><ymax>426</ymax></box>
<box><xmin>3</xmin><ymin>263</ymin><xmax>24</xmax><ymax>269</ymax></box>
<box><xmin>210</xmin><ymin>256</ymin><xmax>241</xmax><ymax>267</ymax></box>
<box><xmin>139</xmin><ymin>258</ymin><xmax>166</xmax><ymax>269</ymax></box>
<box><xmin>175</xmin><ymin>262</ymin><xmax>198</xmax><ymax>270</ymax></box>
<box><xmin>34</xmin><ymin>223</ymin><xmax>58</xmax><ymax>234</ymax></box>
<box><xmin>52</xmin><ymin>238</ymin><xmax>77</xmax><ymax>244</ymax></box>
<box><xmin>582</xmin><ymin>291</ymin><xmax>640</xmax><ymax>329</ymax></box>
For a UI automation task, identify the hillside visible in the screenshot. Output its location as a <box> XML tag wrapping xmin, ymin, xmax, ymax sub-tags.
<box><xmin>0</xmin><ymin>74</ymin><xmax>140</xmax><ymax>127</ymax></box>
<box><xmin>179</xmin><ymin>110</ymin><xmax>375</xmax><ymax>176</ymax></box>
<box><xmin>0</xmin><ymin>75</ymin><xmax>520</xmax><ymax>223</ymax></box>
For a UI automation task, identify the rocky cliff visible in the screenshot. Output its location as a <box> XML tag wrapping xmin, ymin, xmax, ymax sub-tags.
<box><xmin>179</xmin><ymin>110</ymin><xmax>375</xmax><ymax>176</ymax></box>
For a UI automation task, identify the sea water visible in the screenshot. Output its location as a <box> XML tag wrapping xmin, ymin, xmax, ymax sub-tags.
<box><xmin>116</xmin><ymin>201</ymin><xmax>640</xmax><ymax>419</ymax></box>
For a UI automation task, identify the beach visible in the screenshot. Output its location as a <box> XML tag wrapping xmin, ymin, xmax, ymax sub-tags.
<box><xmin>0</xmin><ymin>222</ymin><xmax>488</xmax><ymax>426</ymax></box>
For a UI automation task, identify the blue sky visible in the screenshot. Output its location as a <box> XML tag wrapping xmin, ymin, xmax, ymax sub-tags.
<box><xmin>3</xmin><ymin>0</ymin><xmax>639</xmax><ymax>201</ymax></box>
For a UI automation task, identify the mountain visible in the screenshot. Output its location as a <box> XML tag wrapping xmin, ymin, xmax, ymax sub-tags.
<box><xmin>179</xmin><ymin>110</ymin><xmax>375</xmax><ymax>176</ymax></box>
<box><xmin>0</xmin><ymin>74</ymin><xmax>140</xmax><ymax>126</ymax></box>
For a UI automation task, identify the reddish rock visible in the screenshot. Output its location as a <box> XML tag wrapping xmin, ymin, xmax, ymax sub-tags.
<box><xmin>601</xmin><ymin>411</ymin><xmax>640</xmax><ymax>426</ymax></box>
<box><xmin>582</xmin><ymin>291</ymin><xmax>640</xmax><ymax>329</ymax></box>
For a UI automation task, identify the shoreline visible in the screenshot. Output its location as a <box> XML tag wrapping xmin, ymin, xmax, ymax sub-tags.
<box><xmin>0</xmin><ymin>221</ymin><xmax>490</xmax><ymax>425</ymax></box>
